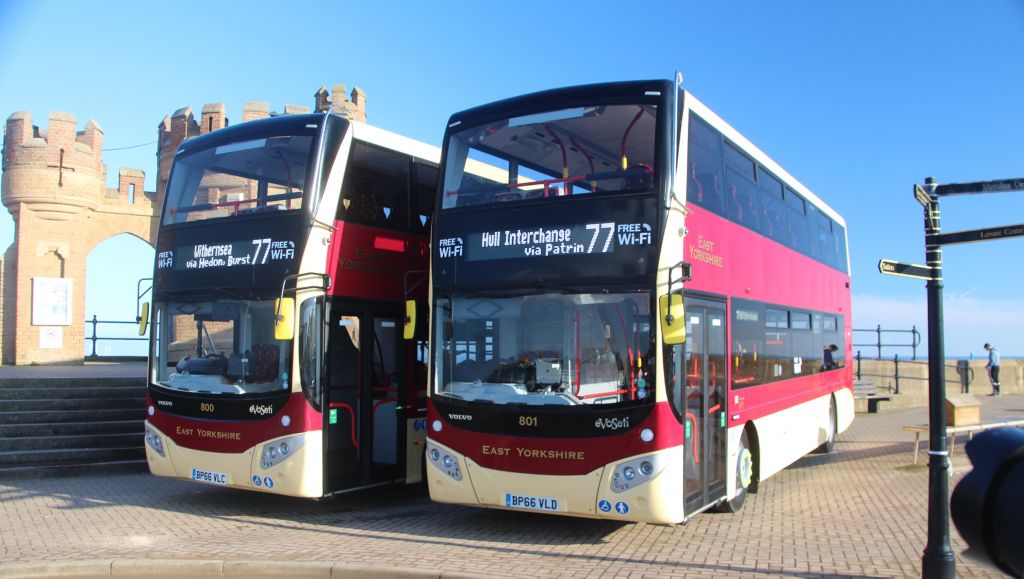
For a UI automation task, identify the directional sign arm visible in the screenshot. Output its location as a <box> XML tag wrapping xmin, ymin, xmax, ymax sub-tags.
<box><xmin>879</xmin><ymin>259</ymin><xmax>935</xmax><ymax>280</ymax></box>
<box><xmin>915</xmin><ymin>184</ymin><xmax>933</xmax><ymax>207</ymax></box>
<box><xmin>934</xmin><ymin>178</ymin><xmax>1024</xmax><ymax>197</ymax></box>
<box><xmin>928</xmin><ymin>223</ymin><xmax>1024</xmax><ymax>246</ymax></box>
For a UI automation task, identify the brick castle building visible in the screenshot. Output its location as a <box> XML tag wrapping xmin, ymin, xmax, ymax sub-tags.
<box><xmin>0</xmin><ymin>85</ymin><xmax>366</xmax><ymax>365</ymax></box>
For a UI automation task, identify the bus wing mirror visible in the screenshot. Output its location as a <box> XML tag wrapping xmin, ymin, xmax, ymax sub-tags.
<box><xmin>274</xmin><ymin>297</ymin><xmax>295</xmax><ymax>341</ymax></box>
<box><xmin>137</xmin><ymin>302</ymin><xmax>150</xmax><ymax>336</ymax></box>
<box><xmin>404</xmin><ymin>300</ymin><xmax>417</xmax><ymax>340</ymax></box>
<box><xmin>404</xmin><ymin>300</ymin><xmax>428</xmax><ymax>341</ymax></box>
<box><xmin>660</xmin><ymin>294</ymin><xmax>686</xmax><ymax>345</ymax></box>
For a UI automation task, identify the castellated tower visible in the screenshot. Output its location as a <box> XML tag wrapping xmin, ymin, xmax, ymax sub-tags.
<box><xmin>314</xmin><ymin>84</ymin><xmax>367</xmax><ymax>122</ymax></box>
<box><xmin>1</xmin><ymin>112</ymin><xmax>157</xmax><ymax>364</ymax></box>
<box><xmin>1</xmin><ymin>83</ymin><xmax>368</xmax><ymax>364</ymax></box>
<box><xmin>154</xmin><ymin>84</ymin><xmax>366</xmax><ymax>203</ymax></box>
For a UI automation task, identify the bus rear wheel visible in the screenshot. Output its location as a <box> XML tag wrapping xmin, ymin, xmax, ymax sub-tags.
<box><xmin>813</xmin><ymin>398</ymin><xmax>837</xmax><ymax>454</ymax></box>
<box><xmin>716</xmin><ymin>428</ymin><xmax>753</xmax><ymax>513</ymax></box>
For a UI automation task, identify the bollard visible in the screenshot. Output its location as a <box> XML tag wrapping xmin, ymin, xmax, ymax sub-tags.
<box><xmin>956</xmin><ymin>359</ymin><xmax>970</xmax><ymax>394</ymax></box>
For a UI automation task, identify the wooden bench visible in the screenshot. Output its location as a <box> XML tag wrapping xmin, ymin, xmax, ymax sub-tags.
<box><xmin>902</xmin><ymin>419</ymin><xmax>1024</xmax><ymax>465</ymax></box>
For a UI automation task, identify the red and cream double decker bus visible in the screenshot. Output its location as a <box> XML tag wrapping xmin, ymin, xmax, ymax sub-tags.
<box><xmin>142</xmin><ymin>111</ymin><xmax>439</xmax><ymax>497</ymax></box>
<box><xmin>424</xmin><ymin>79</ymin><xmax>853</xmax><ymax>523</ymax></box>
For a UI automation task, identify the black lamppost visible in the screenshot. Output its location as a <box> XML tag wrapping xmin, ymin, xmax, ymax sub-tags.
<box><xmin>920</xmin><ymin>176</ymin><xmax>955</xmax><ymax>578</ymax></box>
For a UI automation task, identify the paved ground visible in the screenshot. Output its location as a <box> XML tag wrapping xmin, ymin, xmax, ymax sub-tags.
<box><xmin>1</xmin><ymin>390</ymin><xmax>1019</xmax><ymax>577</ymax></box>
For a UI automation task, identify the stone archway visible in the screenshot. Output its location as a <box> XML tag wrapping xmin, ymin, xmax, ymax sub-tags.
<box><xmin>1</xmin><ymin>111</ymin><xmax>159</xmax><ymax>364</ymax></box>
<box><xmin>84</xmin><ymin>233</ymin><xmax>156</xmax><ymax>358</ymax></box>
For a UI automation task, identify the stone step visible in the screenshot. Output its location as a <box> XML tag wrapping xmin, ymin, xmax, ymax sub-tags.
<box><xmin>0</xmin><ymin>408</ymin><xmax>146</xmax><ymax>425</ymax></box>
<box><xmin>0</xmin><ymin>377</ymin><xmax>145</xmax><ymax>389</ymax></box>
<box><xmin>0</xmin><ymin>446</ymin><xmax>146</xmax><ymax>467</ymax></box>
<box><xmin>0</xmin><ymin>397</ymin><xmax>146</xmax><ymax>413</ymax></box>
<box><xmin>0</xmin><ymin>419</ymin><xmax>143</xmax><ymax>438</ymax></box>
<box><xmin>0</xmin><ymin>432</ymin><xmax>142</xmax><ymax>453</ymax></box>
<box><xmin>0</xmin><ymin>385</ymin><xmax>147</xmax><ymax>400</ymax></box>
<box><xmin>0</xmin><ymin>458</ymin><xmax>148</xmax><ymax>480</ymax></box>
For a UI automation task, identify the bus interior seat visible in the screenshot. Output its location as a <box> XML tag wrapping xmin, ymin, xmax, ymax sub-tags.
<box><xmin>250</xmin><ymin>343</ymin><xmax>280</xmax><ymax>382</ymax></box>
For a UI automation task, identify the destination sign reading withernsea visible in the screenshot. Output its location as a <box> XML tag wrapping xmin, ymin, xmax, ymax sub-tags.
<box><xmin>154</xmin><ymin>213</ymin><xmax>306</xmax><ymax>294</ymax></box>
<box><xmin>432</xmin><ymin>196</ymin><xmax>660</xmax><ymax>286</ymax></box>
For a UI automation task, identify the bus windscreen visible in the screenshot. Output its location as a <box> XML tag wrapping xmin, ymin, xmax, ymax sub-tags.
<box><xmin>163</xmin><ymin>134</ymin><xmax>314</xmax><ymax>225</ymax></box>
<box><xmin>433</xmin><ymin>292</ymin><xmax>653</xmax><ymax>409</ymax></box>
<box><xmin>442</xmin><ymin>103</ymin><xmax>658</xmax><ymax>209</ymax></box>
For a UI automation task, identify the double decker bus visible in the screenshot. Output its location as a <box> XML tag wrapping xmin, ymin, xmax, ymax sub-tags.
<box><xmin>424</xmin><ymin>79</ymin><xmax>853</xmax><ymax>523</ymax></box>
<box><xmin>142</xmin><ymin>111</ymin><xmax>440</xmax><ymax>497</ymax></box>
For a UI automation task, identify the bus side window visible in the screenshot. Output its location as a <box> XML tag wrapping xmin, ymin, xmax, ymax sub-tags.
<box><xmin>687</xmin><ymin>115</ymin><xmax>726</xmax><ymax>217</ymax></box>
<box><xmin>413</xmin><ymin>163</ymin><xmax>438</xmax><ymax>233</ymax></box>
<box><xmin>731</xmin><ymin>300</ymin><xmax>764</xmax><ymax>389</ymax></box>
<box><xmin>339</xmin><ymin>142</ymin><xmax>411</xmax><ymax>229</ymax></box>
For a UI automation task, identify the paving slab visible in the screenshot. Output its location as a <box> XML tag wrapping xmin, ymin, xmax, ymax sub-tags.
<box><xmin>1</xmin><ymin>395</ymin><xmax>1020</xmax><ymax>577</ymax></box>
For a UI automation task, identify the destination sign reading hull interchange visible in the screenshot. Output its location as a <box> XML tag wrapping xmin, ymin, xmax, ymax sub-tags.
<box><xmin>157</xmin><ymin>238</ymin><xmax>297</xmax><ymax>271</ymax></box>
<box><xmin>438</xmin><ymin>222</ymin><xmax>653</xmax><ymax>261</ymax></box>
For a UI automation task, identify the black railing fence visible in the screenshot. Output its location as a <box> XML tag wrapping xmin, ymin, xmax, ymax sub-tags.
<box><xmin>854</xmin><ymin>351</ymin><xmax>975</xmax><ymax>395</ymax></box>
<box><xmin>84</xmin><ymin>315</ymin><xmax>147</xmax><ymax>359</ymax></box>
<box><xmin>853</xmin><ymin>325</ymin><xmax>921</xmax><ymax>360</ymax></box>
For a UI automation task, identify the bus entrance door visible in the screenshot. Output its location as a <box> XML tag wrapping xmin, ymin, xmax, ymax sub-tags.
<box><xmin>325</xmin><ymin>311</ymin><xmax>404</xmax><ymax>492</ymax></box>
<box><xmin>682</xmin><ymin>299</ymin><xmax>728</xmax><ymax>515</ymax></box>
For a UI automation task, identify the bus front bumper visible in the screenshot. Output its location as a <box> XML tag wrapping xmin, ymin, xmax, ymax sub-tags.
<box><xmin>144</xmin><ymin>421</ymin><xmax>323</xmax><ymax>498</ymax></box>
<box><xmin>425</xmin><ymin>439</ymin><xmax>684</xmax><ymax>524</ymax></box>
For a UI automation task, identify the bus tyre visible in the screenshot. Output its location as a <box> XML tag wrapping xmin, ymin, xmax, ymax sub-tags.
<box><xmin>813</xmin><ymin>398</ymin><xmax>837</xmax><ymax>454</ymax></box>
<box><xmin>717</xmin><ymin>429</ymin><xmax>753</xmax><ymax>513</ymax></box>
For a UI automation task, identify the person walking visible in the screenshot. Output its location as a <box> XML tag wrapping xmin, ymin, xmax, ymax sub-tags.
<box><xmin>984</xmin><ymin>343</ymin><xmax>1001</xmax><ymax>396</ymax></box>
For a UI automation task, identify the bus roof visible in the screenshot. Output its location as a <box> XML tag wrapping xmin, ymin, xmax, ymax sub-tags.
<box><xmin>349</xmin><ymin>120</ymin><xmax>441</xmax><ymax>164</ymax></box>
<box><xmin>175</xmin><ymin>113</ymin><xmax>442</xmax><ymax>166</ymax></box>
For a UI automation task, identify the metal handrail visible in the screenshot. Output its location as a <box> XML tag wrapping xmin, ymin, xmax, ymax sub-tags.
<box><xmin>84</xmin><ymin>315</ymin><xmax>148</xmax><ymax>359</ymax></box>
<box><xmin>853</xmin><ymin>325</ymin><xmax>921</xmax><ymax>360</ymax></box>
<box><xmin>854</xmin><ymin>351</ymin><xmax>972</xmax><ymax>395</ymax></box>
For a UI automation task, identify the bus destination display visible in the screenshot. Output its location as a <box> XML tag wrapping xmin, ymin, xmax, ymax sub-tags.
<box><xmin>438</xmin><ymin>221</ymin><xmax>653</xmax><ymax>262</ymax></box>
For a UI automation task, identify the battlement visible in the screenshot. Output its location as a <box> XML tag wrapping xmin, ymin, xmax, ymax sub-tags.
<box><xmin>314</xmin><ymin>84</ymin><xmax>367</xmax><ymax>122</ymax></box>
<box><xmin>155</xmin><ymin>83</ymin><xmax>368</xmax><ymax>199</ymax></box>
<box><xmin>3</xmin><ymin>111</ymin><xmax>105</xmax><ymax>174</ymax></box>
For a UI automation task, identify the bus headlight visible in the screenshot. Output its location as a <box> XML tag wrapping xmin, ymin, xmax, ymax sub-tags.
<box><xmin>260</xmin><ymin>434</ymin><xmax>306</xmax><ymax>470</ymax></box>
<box><xmin>611</xmin><ymin>454</ymin><xmax>666</xmax><ymax>493</ymax></box>
<box><xmin>144</xmin><ymin>425</ymin><xmax>165</xmax><ymax>457</ymax></box>
<box><xmin>426</xmin><ymin>442</ymin><xmax>462</xmax><ymax>481</ymax></box>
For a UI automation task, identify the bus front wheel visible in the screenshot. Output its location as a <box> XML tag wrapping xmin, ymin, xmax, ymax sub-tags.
<box><xmin>717</xmin><ymin>428</ymin><xmax>753</xmax><ymax>513</ymax></box>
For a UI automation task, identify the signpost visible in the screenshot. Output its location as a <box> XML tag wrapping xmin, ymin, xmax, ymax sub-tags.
<box><xmin>933</xmin><ymin>177</ymin><xmax>1024</xmax><ymax>196</ymax></box>
<box><xmin>928</xmin><ymin>223</ymin><xmax>1024</xmax><ymax>246</ymax></box>
<box><xmin>877</xmin><ymin>259</ymin><xmax>934</xmax><ymax>281</ymax></box>
<box><xmin>887</xmin><ymin>175</ymin><xmax>1024</xmax><ymax>579</ymax></box>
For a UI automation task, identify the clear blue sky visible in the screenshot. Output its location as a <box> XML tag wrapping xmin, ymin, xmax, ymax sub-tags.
<box><xmin>1</xmin><ymin>0</ymin><xmax>1022</xmax><ymax>358</ymax></box>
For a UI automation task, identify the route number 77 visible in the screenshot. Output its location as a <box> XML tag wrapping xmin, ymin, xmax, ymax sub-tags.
<box><xmin>585</xmin><ymin>223</ymin><xmax>616</xmax><ymax>254</ymax></box>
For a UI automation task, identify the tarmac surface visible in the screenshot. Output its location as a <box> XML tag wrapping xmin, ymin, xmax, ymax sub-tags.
<box><xmin>0</xmin><ymin>365</ymin><xmax>1017</xmax><ymax>577</ymax></box>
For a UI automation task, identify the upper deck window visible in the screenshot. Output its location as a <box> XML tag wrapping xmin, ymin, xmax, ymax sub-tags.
<box><xmin>441</xmin><ymin>103</ymin><xmax>659</xmax><ymax>209</ymax></box>
<box><xmin>163</xmin><ymin>134</ymin><xmax>314</xmax><ymax>225</ymax></box>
